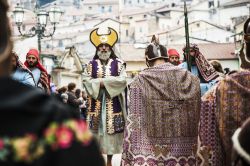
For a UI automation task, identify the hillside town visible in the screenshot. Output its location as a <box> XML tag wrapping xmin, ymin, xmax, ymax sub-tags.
<box><xmin>9</xmin><ymin>0</ymin><xmax>249</xmax><ymax>88</ymax></box>
<box><xmin>1</xmin><ymin>0</ymin><xmax>250</xmax><ymax>165</ymax></box>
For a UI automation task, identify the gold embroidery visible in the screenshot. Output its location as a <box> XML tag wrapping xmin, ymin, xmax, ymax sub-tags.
<box><xmin>95</xmin><ymin>100</ymin><xmax>101</xmax><ymax>117</ymax></box>
<box><xmin>97</xmin><ymin>60</ymin><xmax>103</xmax><ymax>78</ymax></box>
<box><xmin>87</xmin><ymin>63</ymin><xmax>92</xmax><ymax>76</ymax></box>
<box><xmin>106</xmin><ymin>98</ymin><xmax>115</xmax><ymax>134</ymax></box>
<box><xmin>117</xmin><ymin>60</ymin><xmax>124</xmax><ymax>75</ymax></box>
<box><xmin>105</xmin><ymin>59</ymin><xmax>113</xmax><ymax>77</ymax></box>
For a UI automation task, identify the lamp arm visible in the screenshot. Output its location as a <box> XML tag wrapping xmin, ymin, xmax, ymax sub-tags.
<box><xmin>17</xmin><ymin>25</ymin><xmax>36</xmax><ymax>38</ymax></box>
<box><xmin>41</xmin><ymin>24</ymin><xmax>56</xmax><ymax>38</ymax></box>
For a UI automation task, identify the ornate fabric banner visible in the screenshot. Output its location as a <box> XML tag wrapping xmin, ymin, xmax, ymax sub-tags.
<box><xmin>122</xmin><ymin>63</ymin><xmax>201</xmax><ymax>166</ymax></box>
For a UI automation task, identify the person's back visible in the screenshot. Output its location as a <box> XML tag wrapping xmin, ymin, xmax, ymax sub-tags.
<box><xmin>0</xmin><ymin>1</ymin><xmax>104</xmax><ymax>166</ymax></box>
<box><xmin>0</xmin><ymin>78</ymin><xmax>104</xmax><ymax>166</ymax></box>
<box><xmin>121</xmin><ymin>36</ymin><xmax>201</xmax><ymax>165</ymax></box>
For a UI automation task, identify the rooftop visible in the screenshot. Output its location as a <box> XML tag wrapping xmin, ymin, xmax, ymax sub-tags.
<box><xmin>119</xmin><ymin>43</ymin><xmax>236</xmax><ymax>62</ymax></box>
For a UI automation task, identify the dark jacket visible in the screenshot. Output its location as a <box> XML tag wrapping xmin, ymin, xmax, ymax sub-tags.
<box><xmin>0</xmin><ymin>77</ymin><xmax>104</xmax><ymax>166</ymax></box>
<box><xmin>67</xmin><ymin>91</ymin><xmax>82</xmax><ymax>109</ymax></box>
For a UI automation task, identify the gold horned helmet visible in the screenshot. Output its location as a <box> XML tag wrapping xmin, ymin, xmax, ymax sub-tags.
<box><xmin>90</xmin><ymin>27</ymin><xmax>118</xmax><ymax>48</ymax></box>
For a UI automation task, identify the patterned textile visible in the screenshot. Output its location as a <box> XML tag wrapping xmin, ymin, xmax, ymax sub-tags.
<box><xmin>0</xmin><ymin>120</ymin><xmax>92</xmax><ymax>163</ymax></box>
<box><xmin>198</xmin><ymin>70</ymin><xmax>250</xmax><ymax>165</ymax></box>
<box><xmin>121</xmin><ymin>63</ymin><xmax>201</xmax><ymax>166</ymax></box>
<box><xmin>87</xmin><ymin>58</ymin><xmax>125</xmax><ymax>134</ymax></box>
<box><xmin>198</xmin><ymin>85</ymin><xmax>225</xmax><ymax>166</ymax></box>
<box><xmin>195</xmin><ymin>52</ymin><xmax>218</xmax><ymax>82</ymax></box>
<box><xmin>217</xmin><ymin>70</ymin><xmax>250</xmax><ymax>165</ymax></box>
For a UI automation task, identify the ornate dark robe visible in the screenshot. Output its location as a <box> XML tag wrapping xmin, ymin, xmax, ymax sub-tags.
<box><xmin>198</xmin><ymin>70</ymin><xmax>250</xmax><ymax>165</ymax></box>
<box><xmin>121</xmin><ymin>63</ymin><xmax>201</xmax><ymax>166</ymax></box>
<box><xmin>83</xmin><ymin>58</ymin><xmax>127</xmax><ymax>154</ymax></box>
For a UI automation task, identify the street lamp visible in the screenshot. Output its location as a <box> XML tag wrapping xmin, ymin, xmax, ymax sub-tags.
<box><xmin>13</xmin><ymin>3</ymin><xmax>63</xmax><ymax>53</ymax></box>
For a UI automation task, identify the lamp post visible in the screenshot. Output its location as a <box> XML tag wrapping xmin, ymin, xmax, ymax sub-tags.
<box><xmin>13</xmin><ymin>3</ymin><xmax>63</xmax><ymax>57</ymax></box>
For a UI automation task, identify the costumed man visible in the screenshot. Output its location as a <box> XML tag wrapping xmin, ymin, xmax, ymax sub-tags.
<box><xmin>121</xmin><ymin>35</ymin><xmax>201</xmax><ymax>165</ymax></box>
<box><xmin>0</xmin><ymin>1</ymin><xmax>104</xmax><ymax>166</ymax></box>
<box><xmin>168</xmin><ymin>48</ymin><xmax>181</xmax><ymax>65</ymax></box>
<box><xmin>11</xmin><ymin>51</ymin><xmax>35</xmax><ymax>86</ymax></box>
<box><xmin>197</xmin><ymin>18</ymin><xmax>250</xmax><ymax>166</ymax></box>
<box><xmin>179</xmin><ymin>44</ymin><xmax>219</xmax><ymax>96</ymax></box>
<box><xmin>83</xmin><ymin>27</ymin><xmax>127</xmax><ymax>166</ymax></box>
<box><xmin>24</xmin><ymin>48</ymin><xmax>51</xmax><ymax>94</ymax></box>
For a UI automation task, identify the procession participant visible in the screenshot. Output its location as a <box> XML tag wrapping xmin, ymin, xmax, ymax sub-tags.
<box><xmin>83</xmin><ymin>27</ymin><xmax>127</xmax><ymax>166</ymax></box>
<box><xmin>121</xmin><ymin>35</ymin><xmax>201</xmax><ymax>166</ymax></box>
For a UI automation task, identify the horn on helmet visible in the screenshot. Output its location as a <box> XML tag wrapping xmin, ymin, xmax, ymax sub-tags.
<box><xmin>89</xmin><ymin>27</ymin><xmax>118</xmax><ymax>48</ymax></box>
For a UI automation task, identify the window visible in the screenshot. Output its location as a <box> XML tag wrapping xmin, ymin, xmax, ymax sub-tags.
<box><xmin>126</xmin><ymin>29</ymin><xmax>128</xmax><ymax>36</ymax></box>
<box><xmin>196</xmin><ymin>23</ymin><xmax>200</xmax><ymax>27</ymax></box>
<box><xmin>109</xmin><ymin>6</ymin><xmax>112</xmax><ymax>12</ymax></box>
<box><xmin>144</xmin><ymin>14</ymin><xmax>147</xmax><ymax>18</ymax></box>
<box><xmin>101</xmin><ymin>6</ymin><xmax>105</xmax><ymax>13</ymax></box>
<box><xmin>129</xmin><ymin>16</ymin><xmax>133</xmax><ymax>19</ymax></box>
<box><xmin>88</xmin><ymin>6</ymin><xmax>92</xmax><ymax>10</ymax></box>
<box><xmin>139</xmin><ymin>27</ymin><xmax>142</xmax><ymax>33</ymax></box>
<box><xmin>58</xmin><ymin>40</ymin><xmax>63</xmax><ymax>47</ymax></box>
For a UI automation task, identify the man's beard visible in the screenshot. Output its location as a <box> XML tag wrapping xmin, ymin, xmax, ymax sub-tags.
<box><xmin>170</xmin><ymin>61</ymin><xmax>179</xmax><ymax>66</ymax></box>
<box><xmin>12</xmin><ymin>64</ymin><xmax>17</xmax><ymax>72</ymax></box>
<box><xmin>97</xmin><ymin>51</ymin><xmax>111</xmax><ymax>61</ymax></box>
<box><xmin>27</xmin><ymin>61</ymin><xmax>38</xmax><ymax>68</ymax></box>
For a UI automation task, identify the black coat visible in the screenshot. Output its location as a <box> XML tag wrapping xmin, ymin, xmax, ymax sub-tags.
<box><xmin>0</xmin><ymin>77</ymin><xmax>104</xmax><ymax>166</ymax></box>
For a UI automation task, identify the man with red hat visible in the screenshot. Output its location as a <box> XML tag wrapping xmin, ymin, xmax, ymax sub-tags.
<box><xmin>24</xmin><ymin>48</ymin><xmax>50</xmax><ymax>94</ymax></box>
<box><xmin>168</xmin><ymin>48</ymin><xmax>181</xmax><ymax>66</ymax></box>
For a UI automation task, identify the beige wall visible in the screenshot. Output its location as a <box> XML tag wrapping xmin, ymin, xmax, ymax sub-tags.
<box><xmin>219</xmin><ymin>59</ymin><xmax>239</xmax><ymax>71</ymax></box>
<box><xmin>125</xmin><ymin>61</ymin><xmax>146</xmax><ymax>76</ymax></box>
<box><xmin>53</xmin><ymin>71</ymin><xmax>83</xmax><ymax>89</ymax></box>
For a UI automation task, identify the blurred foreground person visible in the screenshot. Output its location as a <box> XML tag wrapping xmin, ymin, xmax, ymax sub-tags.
<box><xmin>11</xmin><ymin>51</ymin><xmax>35</xmax><ymax>86</ymax></box>
<box><xmin>0</xmin><ymin>1</ymin><xmax>104</xmax><ymax>166</ymax></box>
<box><xmin>121</xmin><ymin>35</ymin><xmax>201</xmax><ymax>165</ymax></box>
<box><xmin>83</xmin><ymin>27</ymin><xmax>127</xmax><ymax>166</ymax></box>
<box><xmin>197</xmin><ymin>18</ymin><xmax>250</xmax><ymax>166</ymax></box>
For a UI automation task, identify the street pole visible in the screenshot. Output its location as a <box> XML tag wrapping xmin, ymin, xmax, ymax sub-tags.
<box><xmin>184</xmin><ymin>0</ymin><xmax>191</xmax><ymax>72</ymax></box>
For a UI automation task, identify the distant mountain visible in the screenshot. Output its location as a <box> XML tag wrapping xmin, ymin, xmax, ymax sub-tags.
<box><xmin>38</xmin><ymin>0</ymin><xmax>55</xmax><ymax>6</ymax></box>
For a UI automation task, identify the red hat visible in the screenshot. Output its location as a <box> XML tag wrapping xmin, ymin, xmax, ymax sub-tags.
<box><xmin>168</xmin><ymin>49</ymin><xmax>180</xmax><ymax>58</ymax></box>
<box><xmin>26</xmin><ymin>49</ymin><xmax>40</xmax><ymax>60</ymax></box>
